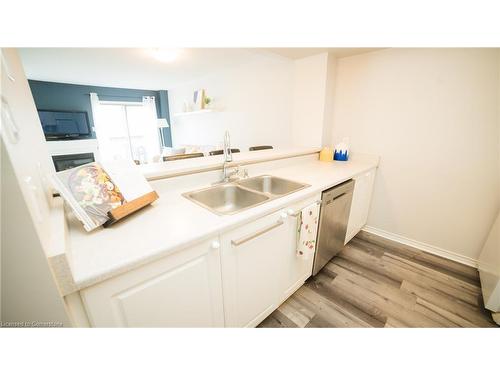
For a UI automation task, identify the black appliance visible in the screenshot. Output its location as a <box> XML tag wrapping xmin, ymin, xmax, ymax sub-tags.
<box><xmin>38</xmin><ymin>110</ymin><xmax>91</xmax><ymax>140</ymax></box>
<box><xmin>52</xmin><ymin>153</ymin><xmax>95</xmax><ymax>172</ymax></box>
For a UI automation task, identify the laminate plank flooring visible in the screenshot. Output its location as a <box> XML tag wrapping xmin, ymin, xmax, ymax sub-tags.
<box><xmin>258</xmin><ymin>232</ymin><xmax>497</xmax><ymax>328</ymax></box>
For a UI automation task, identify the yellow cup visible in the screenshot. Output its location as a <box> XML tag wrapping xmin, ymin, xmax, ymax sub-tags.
<box><xmin>319</xmin><ymin>147</ymin><xmax>333</xmax><ymax>162</ymax></box>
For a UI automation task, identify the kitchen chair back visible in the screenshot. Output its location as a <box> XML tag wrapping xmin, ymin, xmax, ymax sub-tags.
<box><xmin>163</xmin><ymin>153</ymin><xmax>204</xmax><ymax>161</ymax></box>
<box><xmin>209</xmin><ymin>148</ymin><xmax>240</xmax><ymax>156</ymax></box>
<box><xmin>249</xmin><ymin>145</ymin><xmax>273</xmax><ymax>151</ymax></box>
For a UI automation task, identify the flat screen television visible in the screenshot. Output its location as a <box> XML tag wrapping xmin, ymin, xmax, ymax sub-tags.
<box><xmin>38</xmin><ymin>110</ymin><xmax>92</xmax><ymax>140</ymax></box>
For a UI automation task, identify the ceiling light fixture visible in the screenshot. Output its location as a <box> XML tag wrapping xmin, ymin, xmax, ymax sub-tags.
<box><xmin>151</xmin><ymin>48</ymin><xmax>180</xmax><ymax>62</ymax></box>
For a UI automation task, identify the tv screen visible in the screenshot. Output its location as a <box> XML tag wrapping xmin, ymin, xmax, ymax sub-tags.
<box><xmin>38</xmin><ymin>110</ymin><xmax>91</xmax><ymax>140</ymax></box>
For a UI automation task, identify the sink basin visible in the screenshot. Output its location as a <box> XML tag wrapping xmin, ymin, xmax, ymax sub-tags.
<box><xmin>183</xmin><ymin>184</ymin><xmax>270</xmax><ymax>215</ymax></box>
<box><xmin>236</xmin><ymin>175</ymin><xmax>309</xmax><ymax>196</ymax></box>
<box><xmin>183</xmin><ymin>175</ymin><xmax>310</xmax><ymax>215</ymax></box>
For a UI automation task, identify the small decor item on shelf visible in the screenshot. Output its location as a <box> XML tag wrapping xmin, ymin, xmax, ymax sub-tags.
<box><xmin>334</xmin><ymin>137</ymin><xmax>350</xmax><ymax>161</ymax></box>
<box><xmin>51</xmin><ymin>160</ymin><xmax>158</xmax><ymax>231</ymax></box>
<box><xmin>204</xmin><ymin>95</ymin><xmax>212</xmax><ymax>109</ymax></box>
<box><xmin>183</xmin><ymin>101</ymin><xmax>192</xmax><ymax>112</ymax></box>
<box><xmin>193</xmin><ymin>89</ymin><xmax>205</xmax><ymax>110</ymax></box>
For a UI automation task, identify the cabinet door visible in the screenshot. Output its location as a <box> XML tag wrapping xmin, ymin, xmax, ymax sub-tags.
<box><xmin>221</xmin><ymin>210</ymin><xmax>292</xmax><ymax>327</ymax></box>
<box><xmin>80</xmin><ymin>238</ymin><xmax>224</xmax><ymax>327</ymax></box>
<box><xmin>282</xmin><ymin>195</ymin><xmax>321</xmax><ymax>301</ymax></box>
<box><xmin>345</xmin><ymin>168</ymin><xmax>376</xmax><ymax>243</ymax></box>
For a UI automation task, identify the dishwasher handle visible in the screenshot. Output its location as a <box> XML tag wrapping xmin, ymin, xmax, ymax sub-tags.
<box><xmin>324</xmin><ymin>192</ymin><xmax>347</xmax><ymax>205</ymax></box>
<box><xmin>322</xmin><ymin>179</ymin><xmax>355</xmax><ymax>202</ymax></box>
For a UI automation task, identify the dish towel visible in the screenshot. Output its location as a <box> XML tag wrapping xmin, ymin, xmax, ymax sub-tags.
<box><xmin>296</xmin><ymin>202</ymin><xmax>320</xmax><ymax>259</ymax></box>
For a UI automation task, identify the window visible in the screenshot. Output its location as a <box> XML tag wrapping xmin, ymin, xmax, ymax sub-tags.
<box><xmin>90</xmin><ymin>94</ymin><xmax>161</xmax><ymax>163</ymax></box>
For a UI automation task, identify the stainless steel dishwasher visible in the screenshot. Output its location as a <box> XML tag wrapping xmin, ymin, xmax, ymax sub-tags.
<box><xmin>313</xmin><ymin>179</ymin><xmax>355</xmax><ymax>276</ymax></box>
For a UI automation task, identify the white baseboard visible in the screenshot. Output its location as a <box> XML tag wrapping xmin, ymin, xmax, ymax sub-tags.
<box><xmin>362</xmin><ymin>226</ymin><xmax>478</xmax><ymax>268</ymax></box>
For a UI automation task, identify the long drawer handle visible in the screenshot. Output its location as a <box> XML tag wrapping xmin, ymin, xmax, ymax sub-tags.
<box><xmin>289</xmin><ymin>200</ymin><xmax>322</xmax><ymax>217</ymax></box>
<box><xmin>231</xmin><ymin>219</ymin><xmax>284</xmax><ymax>247</ymax></box>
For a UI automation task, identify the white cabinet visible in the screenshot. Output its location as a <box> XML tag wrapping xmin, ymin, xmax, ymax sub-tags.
<box><xmin>78</xmin><ymin>195</ymin><xmax>321</xmax><ymax>328</ymax></box>
<box><xmin>220</xmin><ymin>195</ymin><xmax>320</xmax><ymax>327</ymax></box>
<box><xmin>80</xmin><ymin>238</ymin><xmax>224</xmax><ymax>327</ymax></box>
<box><xmin>345</xmin><ymin>167</ymin><xmax>376</xmax><ymax>244</ymax></box>
<box><xmin>220</xmin><ymin>210</ymin><xmax>290</xmax><ymax>327</ymax></box>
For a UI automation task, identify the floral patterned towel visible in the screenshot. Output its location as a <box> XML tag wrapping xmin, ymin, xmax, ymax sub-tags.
<box><xmin>296</xmin><ymin>201</ymin><xmax>320</xmax><ymax>259</ymax></box>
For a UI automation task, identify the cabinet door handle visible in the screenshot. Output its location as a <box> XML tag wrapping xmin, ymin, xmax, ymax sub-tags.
<box><xmin>231</xmin><ymin>219</ymin><xmax>284</xmax><ymax>247</ymax></box>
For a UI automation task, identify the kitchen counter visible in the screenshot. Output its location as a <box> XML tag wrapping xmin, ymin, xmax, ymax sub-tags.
<box><xmin>139</xmin><ymin>147</ymin><xmax>322</xmax><ymax>180</ymax></box>
<box><xmin>64</xmin><ymin>151</ymin><xmax>379</xmax><ymax>294</ymax></box>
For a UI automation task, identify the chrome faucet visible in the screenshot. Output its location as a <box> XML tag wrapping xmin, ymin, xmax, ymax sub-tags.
<box><xmin>222</xmin><ymin>163</ymin><xmax>239</xmax><ymax>183</ymax></box>
<box><xmin>223</xmin><ymin>130</ymin><xmax>232</xmax><ymax>162</ymax></box>
<box><xmin>220</xmin><ymin>131</ymin><xmax>239</xmax><ymax>183</ymax></box>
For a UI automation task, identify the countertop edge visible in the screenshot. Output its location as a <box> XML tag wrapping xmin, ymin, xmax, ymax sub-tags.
<box><xmin>140</xmin><ymin>147</ymin><xmax>322</xmax><ymax>180</ymax></box>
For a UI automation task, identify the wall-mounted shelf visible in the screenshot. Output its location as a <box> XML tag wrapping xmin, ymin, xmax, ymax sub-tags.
<box><xmin>172</xmin><ymin>109</ymin><xmax>217</xmax><ymax>118</ymax></box>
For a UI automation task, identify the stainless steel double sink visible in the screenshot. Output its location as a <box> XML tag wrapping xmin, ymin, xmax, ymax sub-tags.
<box><xmin>183</xmin><ymin>175</ymin><xmax>310</xmax><ymax>215</ymax></box>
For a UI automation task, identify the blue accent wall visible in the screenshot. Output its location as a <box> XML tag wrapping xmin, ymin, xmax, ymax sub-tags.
<box><xmin>28</xmin><ymin>80</ymin><xmax>172</xmax><ymax>146</ymax></box>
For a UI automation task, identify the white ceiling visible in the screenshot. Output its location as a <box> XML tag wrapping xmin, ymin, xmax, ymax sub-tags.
<box><xmin>262</xmin><ymin>48</ymin><xmax>383</xmax><ymax>60</ymax></box>
<box><xmin>18</xmin><ymin>48</ymin><xmax>383</xmax><ymax>90</ymax></box>
<box><xmin>19</xmin><ymin>48</ymin><xmax>263</xmax><ymax>90</ymax></box>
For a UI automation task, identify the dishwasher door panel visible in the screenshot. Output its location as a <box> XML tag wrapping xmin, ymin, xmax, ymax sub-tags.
<box><xmin>313</xmin><ymin>180</ymin><xmax>354</xmax><ymax>276</ymax></box>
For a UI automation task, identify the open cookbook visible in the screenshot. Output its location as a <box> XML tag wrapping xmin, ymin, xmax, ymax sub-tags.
<box><xmin>51</xmin><ymin>161</ymin><xmax>156</xmax><ymax>231</ymax></box>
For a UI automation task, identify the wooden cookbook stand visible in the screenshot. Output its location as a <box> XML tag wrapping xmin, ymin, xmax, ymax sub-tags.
<box><xmin>103</xmin><ymin>191</ymin><xmax>159</xmax><ymax>227</ymax></box>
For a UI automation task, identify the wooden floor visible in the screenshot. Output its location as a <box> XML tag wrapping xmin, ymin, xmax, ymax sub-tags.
<box><xmin>259</xmin><ymin>231</ymin><xmax>497</xmax><ymax>328</ymax></box>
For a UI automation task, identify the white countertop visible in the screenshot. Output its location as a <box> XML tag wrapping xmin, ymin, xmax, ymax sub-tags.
<box><xmin>65</xmin><ymin>151</ymin><xmax>379</xmax><ymax>292</ymax></box>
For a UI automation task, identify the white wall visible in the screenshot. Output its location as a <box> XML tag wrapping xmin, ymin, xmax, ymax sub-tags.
<box><xmin>168</xmin><ymin>54</ymin><xmax>294</xmax><ymax>152</ymax></box>
<box><xmin>331</xmin><ymin>48</ymin><xmax>500</xmax><ymax>262</ymax></box>
<box><xmin>322</xmin><ymin>53</ymin><xmax>337</xmax><ymax>147</ymax></box>
<box><xmin>290</xmin><ymin>52</ymin><xmax>337</xmax><ymax>148</ymax></box>
<box><xmin>291</xmin><ymin>53</ymin><xmax>328</xmax><ymax>147</ymax></box>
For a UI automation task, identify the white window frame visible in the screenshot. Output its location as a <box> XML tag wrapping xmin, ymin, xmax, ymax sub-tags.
<box><xmin>98</xmin><ymin>100</ymin><xmax>144</xmax><ymax>160</ymax></box>
<box><xmin>96</xmin><ymin>99</ymin><xmax>161</xmax><ymax>162</ymax></box>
